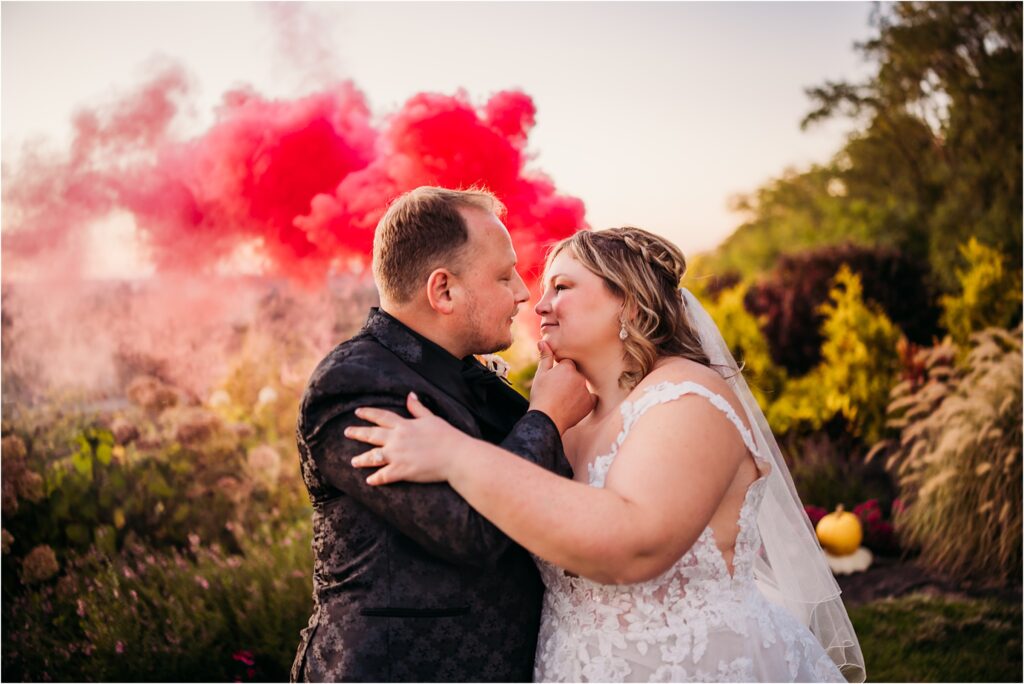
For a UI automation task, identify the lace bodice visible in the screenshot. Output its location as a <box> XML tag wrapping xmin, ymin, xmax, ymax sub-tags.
<box><xmin>533</xmin><ymin>381</ymin><xmax>844</xmax><ymax>682</ymax></box>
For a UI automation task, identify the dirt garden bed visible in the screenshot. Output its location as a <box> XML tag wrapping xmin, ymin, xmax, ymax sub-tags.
<box><xmin>837</xmin><ymin>555</ymin><xmax>1022</xmax><ymax>606</ymax></box>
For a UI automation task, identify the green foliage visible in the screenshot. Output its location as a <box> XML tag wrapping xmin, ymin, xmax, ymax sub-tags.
<box><xmin>1</xmin><ymin>523</ymin><xmax>313</xmax><ymax>682</ymax></box>
<box><xmin>940</xmin><ymin>238</ymin><xmax>1023</xmax><ymax>347</ymax></box>
<box><xmin>0</xmin><ymin>304</ymin><xmax>322</xmax><ymax>682</ymax></box>
<box><xmin>850</xmin><ymin>593</ymin><xmax>1022</xmax><ymax>682</ymax></box>
<box><xmin>2</xmin><ymin>377</ymin><xmax>309</xmax><ymax>596</ymax></box>
<box><xmin>704</xmin><ymin>165</ymin><xmax>893</xmax><ymax>279</ymax></box>
<box><xmin>807</xmin><ymin>2</ymin><xmax>1022</xmax><ymax>290</ymax></box>
<box><xmin>877</xmin><ymin>327</ymin><xmax>1022</xmax><ymax>585</ymax></box>
<box><xmin>704</xmin><ymin>2</ymin><xmax>1022</xmax><ymax>292</ymax></box>
<box><xmin>5</xmin><ymin>416</ymin><xmax>240</xmax><ymax>567</ymax></box>
<box><xmin>700</xmin><ymin>283</ymin><xmax>786</xmax><ymax>410</ymax></box>
<box><xmin>767</xmin><ymin>267</ymin><xmax>903</xmax><ymax>444</ymax></box>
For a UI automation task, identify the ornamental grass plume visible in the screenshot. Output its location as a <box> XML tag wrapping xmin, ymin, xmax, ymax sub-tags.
<box><xmin>872</xmin><ymin>326</ymin><xmax>1022</xmax><ymax>585</ymax></box>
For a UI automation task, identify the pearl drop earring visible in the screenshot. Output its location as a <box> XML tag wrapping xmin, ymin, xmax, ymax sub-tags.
<box><xmin>619</xmin><ymin>323</ymin><xmax>628</xmax><ymax>341</ymax></box>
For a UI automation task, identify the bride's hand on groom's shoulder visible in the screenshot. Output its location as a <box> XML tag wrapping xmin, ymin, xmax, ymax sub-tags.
<box><xmin>346</xmin><ymin>393</ymin><xmax>471</xmax><ymax>485</ymax></box>
<box><xmin>528</xmin><ymin>341</ymin><xmax>596</xmax><ymax>435</ymax></box>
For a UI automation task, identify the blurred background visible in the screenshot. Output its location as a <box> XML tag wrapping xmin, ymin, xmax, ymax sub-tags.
<box><xmin>2</xmin><ymin>2</ymin><xmax>1020</xmax><ymax>681</ymax></box>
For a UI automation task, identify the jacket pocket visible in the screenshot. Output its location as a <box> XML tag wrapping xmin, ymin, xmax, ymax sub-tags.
<box><xmin>359</xmin><ymin>605</ymin><xmax>469</xmax><ymax>618</ymax></box>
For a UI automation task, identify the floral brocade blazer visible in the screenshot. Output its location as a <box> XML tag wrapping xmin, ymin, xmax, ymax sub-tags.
<box><xmin>291</xmin><ymin>308</ymin><xmax>571</xmax><ymax>683</ymax></box>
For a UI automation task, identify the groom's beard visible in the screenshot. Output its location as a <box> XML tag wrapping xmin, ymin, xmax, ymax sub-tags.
<box><xmin>462</xmin><ymin>301</ymin><xmax>514</xmax><ymax>356</ymax></box>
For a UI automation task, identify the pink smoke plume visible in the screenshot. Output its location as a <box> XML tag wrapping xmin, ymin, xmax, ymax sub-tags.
<box><xmin>2</xmin><ymin>66</ymin><xmax>587</xmax><ymax>287</ymax></box>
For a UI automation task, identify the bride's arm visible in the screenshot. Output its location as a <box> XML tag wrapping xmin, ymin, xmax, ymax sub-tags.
<box><xmin>349</xmin><ymin>388</ymin><xmax>748</xmax><ymax>585</ymax></box>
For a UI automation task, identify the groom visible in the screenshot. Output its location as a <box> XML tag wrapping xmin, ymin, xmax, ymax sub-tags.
<box><xmin>291</xmin><ymin>187</ymin><xmax>593</xmax><ymax>682</ymax></box>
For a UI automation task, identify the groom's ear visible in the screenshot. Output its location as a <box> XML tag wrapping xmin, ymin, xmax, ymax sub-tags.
<box><xmin>425</xmin><ymin>268</ymin><xmax>457</xmax><ymax>315</ymax></box>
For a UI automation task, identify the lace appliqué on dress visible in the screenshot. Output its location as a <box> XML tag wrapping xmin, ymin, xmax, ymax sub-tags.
<box><xmin>534</xmin><ymin>381</ymin><xmax>844</xmax><ymax>683</ymax></box>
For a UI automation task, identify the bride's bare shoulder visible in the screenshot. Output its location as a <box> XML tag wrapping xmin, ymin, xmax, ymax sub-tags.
<box><xmin>635</xmin><ymin>356</ymin><xmax>730</xmax><ymax>395</ymax></box>
<box><xmin>632</xmin><ymin>357</ymin><xmax>748</xmax><ymax>422</ymax></box>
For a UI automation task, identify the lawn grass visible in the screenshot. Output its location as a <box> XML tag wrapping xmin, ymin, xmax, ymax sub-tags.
<box><xmin>850</xmin><ymin>592</ymin><xmax>1022</xmax><ymax>682</ymax></box>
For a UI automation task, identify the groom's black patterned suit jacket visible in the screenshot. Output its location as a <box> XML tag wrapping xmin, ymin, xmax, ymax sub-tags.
<box><xmin>291</xmin><ymin>308</ymin><xmax>571</xmax><ymax>682</ymax></box>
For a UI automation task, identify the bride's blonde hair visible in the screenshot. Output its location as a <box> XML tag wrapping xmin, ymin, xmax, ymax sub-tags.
<box><xmin>545</xmin><ymin>227</ymin><xmax>711</xmax><ymax>390</ymax></box>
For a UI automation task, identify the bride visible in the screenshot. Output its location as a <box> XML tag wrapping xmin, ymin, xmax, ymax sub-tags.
<box><xmin>345</xmin><ymin>227</ymin><xmax>865</xmax><ymax>682</ymax></box>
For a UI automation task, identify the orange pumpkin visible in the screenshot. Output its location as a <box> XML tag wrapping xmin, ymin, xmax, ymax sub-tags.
<box><xmin>815</xmin><ymin>504</ymin><xmax>863</xmax><ymax>556</ymax></box>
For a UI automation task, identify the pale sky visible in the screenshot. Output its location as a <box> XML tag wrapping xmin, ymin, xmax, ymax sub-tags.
<box><xmin>2</xmin><ymin>1</ymin><xmax>875</xmax><ymax>276</ymax></box>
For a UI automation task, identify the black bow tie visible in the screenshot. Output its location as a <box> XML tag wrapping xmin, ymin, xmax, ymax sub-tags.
<box><xmin>460</xmin><ymin>360</ymin><xmax>507</xmax><ymax>402</ymax></box>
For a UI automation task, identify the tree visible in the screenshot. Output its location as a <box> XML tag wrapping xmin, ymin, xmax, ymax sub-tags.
<box><xmin>703</xmin><ymin>3</ymin><xmax>1021</xmax><ymax>293</ymax></box>
<box><xmin>803</xmin><ymin>2</ymin><xmax>1022</xmax><ymax>291</ymax></box>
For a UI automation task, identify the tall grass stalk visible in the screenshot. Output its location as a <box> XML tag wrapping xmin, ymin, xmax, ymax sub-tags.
<box><xmin>875</xmin><ymin>326</ymin><xmax>1022</xmax><ymax>585</ymax></box>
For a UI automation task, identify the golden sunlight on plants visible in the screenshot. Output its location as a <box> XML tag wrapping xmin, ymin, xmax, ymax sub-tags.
<box><xmin>874</xmin><ymin>326</ymin><xmax>1022</xmax><ymax>584</ymax></box>
<box><xmin>3</xmin><ymin>3</ymin><xmax>1020</xmax><ymax>680</ymax></box>
<box><xmin>940</xmin><ymin>238</ymin><xmax>1023</xmax><ymax>349</ymax></box>
<box><xmin>767</xmin><ymin>267</ymin><xmax>902</xmax><ymax>443</ymax></box>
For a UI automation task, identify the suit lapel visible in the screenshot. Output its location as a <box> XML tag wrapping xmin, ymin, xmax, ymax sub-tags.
<box><xmin>363</xmin><ymin>309</ymin><xmax>527</xmax><ymax>438</ymax></box>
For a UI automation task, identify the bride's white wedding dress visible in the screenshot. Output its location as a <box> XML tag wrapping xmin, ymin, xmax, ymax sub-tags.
<box><xmin>533</xmin><ymin>380</ymin><xmax>846</xmax><ymax>682</ymax></box>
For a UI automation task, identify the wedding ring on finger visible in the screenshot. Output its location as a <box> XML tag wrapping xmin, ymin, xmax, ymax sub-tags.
<box><xmin>370</xmin><ymin>448</ymin><xmax>387</xmax><ymax>465</ymax></box>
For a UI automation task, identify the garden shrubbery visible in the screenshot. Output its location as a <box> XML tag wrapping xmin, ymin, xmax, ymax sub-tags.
<box><xmin>2</xmin><ymin>523</ymin><xmax>312</xmax><ymax>682</ymax></box>
<box><xmin>744</xmin><ymin>244</ymin><xmax>939</xmax><ymax>375</ymax></box>
<box><xmin>706</xmin><ymin>239</ymin><xmax>1021</xmax><ymax>577</ymax></box>
<box><xmin>765</xmin><ymin>266</ymin><xmax>903</xmax><ymax>445</ymax></box>
<box><xmin>2</xmin><ymin>366</ymin><xmax>314</xmax><ymax>682</ymax></box>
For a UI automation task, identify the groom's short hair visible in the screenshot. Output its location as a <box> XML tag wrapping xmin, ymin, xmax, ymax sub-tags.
<box><xmin>373</xmin><ymin>186</ymin><xmax>505</xmax><ymax>304</ymax></box>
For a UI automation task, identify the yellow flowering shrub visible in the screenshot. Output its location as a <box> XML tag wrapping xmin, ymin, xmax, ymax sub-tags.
<box><xmin>940</xmin><ymin>238</ymin><xmax>1023</xmax><ymax>348</ymax></box>
<box><xmin>767</xmin><ymin>267</ymin><xmax>903</xmax><ymax>444</ymax></box>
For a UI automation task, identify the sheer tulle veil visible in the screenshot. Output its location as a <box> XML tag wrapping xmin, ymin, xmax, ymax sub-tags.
<box><xmin>680</xmin><ymin>288</ymin><xmax>866</xmax><ymax>683</ymax></box>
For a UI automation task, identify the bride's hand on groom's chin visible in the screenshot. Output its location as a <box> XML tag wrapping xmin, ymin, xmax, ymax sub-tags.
<box><xmin>528</xmin><ymin>341</ymin><xmax>596</xmax><ymax>434</ymax></box>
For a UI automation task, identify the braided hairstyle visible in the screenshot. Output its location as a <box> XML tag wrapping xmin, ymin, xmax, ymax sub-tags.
<box><xmin>545</xmin><ymin>227</ymin><xmax>711</xmax><ymax>390</ymax></box>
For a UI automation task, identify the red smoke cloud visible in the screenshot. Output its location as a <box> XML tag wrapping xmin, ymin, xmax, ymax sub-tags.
<box><xmin>3</xmin><ymin>66</ymin><xmax>587</xmax><ymax>287</ymax></box>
